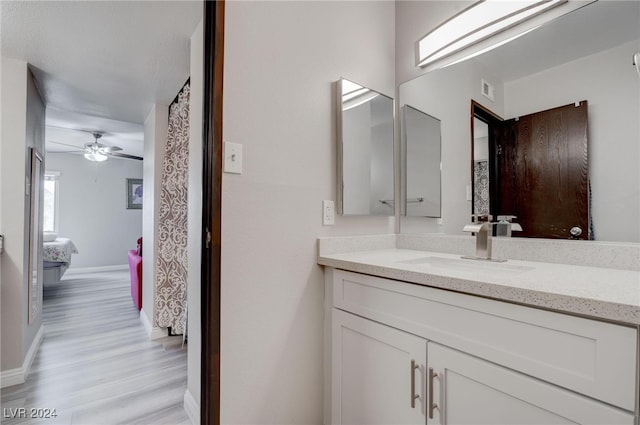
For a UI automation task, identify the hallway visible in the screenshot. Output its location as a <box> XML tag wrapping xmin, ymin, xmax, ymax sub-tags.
<box><xmin>1</xmin><ymin>271</ymin><xmax>189</xmax><ymax>425</ymax></box>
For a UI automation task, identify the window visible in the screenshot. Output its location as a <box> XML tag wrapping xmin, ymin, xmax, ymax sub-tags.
<box><xmin>43</xmin><ymin>171</ymin><xmax>60</xmax><ymax>233</ymax></box>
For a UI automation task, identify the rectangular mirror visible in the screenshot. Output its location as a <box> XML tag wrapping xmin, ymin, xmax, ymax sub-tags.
<box><xmin>401</xmin><ymin>105</ymin><xmax>441</xmax><ymax>217</ymax></box>
<box><xmin>336</xmin><ymin>78</ymin><xmax>394</xmax><ymax>216</ymax></box>
<box><xmin>398</xmin><ymin>0</ymin><xmax>639</xmax><ymax>242</ymax></box>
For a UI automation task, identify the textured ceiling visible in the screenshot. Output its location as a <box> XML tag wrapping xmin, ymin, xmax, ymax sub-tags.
<box><xmin>1</xmin><ymin>0</ymin><xmax>202</xmax><ymax>157</ymax></box>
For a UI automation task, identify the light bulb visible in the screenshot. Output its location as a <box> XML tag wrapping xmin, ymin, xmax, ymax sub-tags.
<box><xmin>84</xmin><ymin>152</ymin><xmax>108</xmax><ymax>162</ymax></box>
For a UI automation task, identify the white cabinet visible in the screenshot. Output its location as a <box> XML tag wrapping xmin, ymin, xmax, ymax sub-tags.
<box><xmin>325</xmin><ymin>268</ymin><xmax>638</xmax><ymax>425</ymax></box>
<box><xmin>331</xmin><ymin>309</ymin><xmax>426</xmax><ymax>425</ymax></box>
<box><xmin>428</xmin><ymin>343</ymin><xmax>633</xmax><ymax>425</ymax></box>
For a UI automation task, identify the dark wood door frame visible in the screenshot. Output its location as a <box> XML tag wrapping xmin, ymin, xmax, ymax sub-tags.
<box><xmin>471</xmin><ymin>100</ymin><xmax>503</xmax><ymax>221</ymax></box>
<box><xmin>201</xmin><ymin>1</ymin><xmax>224</xmax><ymax>424</ymax></box>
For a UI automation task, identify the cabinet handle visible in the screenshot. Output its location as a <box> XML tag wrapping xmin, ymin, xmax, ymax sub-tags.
<box><xmin>428</xmin><ymin>367</ymin><xmax>438</xmax><ymax>419</ymax></box>
<box><xmin>410</xmin><ymin>360</ymin><xmax>420</xmax><ymax>408</ymax></box>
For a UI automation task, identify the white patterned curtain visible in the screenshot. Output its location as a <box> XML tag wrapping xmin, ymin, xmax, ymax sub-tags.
<box><xmin>155</xmin><ymin>82</ymin><xmax>190</xmax><ymax>334</ymax></box>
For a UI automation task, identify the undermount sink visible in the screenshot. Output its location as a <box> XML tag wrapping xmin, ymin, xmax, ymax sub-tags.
<box><xmin>398</xmin><ymin>256</ymin><xmax>535</xmax><ymax>274</ymax></box>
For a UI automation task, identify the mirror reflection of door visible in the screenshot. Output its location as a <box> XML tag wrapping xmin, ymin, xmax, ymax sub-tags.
<box><xmin>472</xmin><ymin>101</ymin><xmax>589</xmax><ymax>239</ymax></box>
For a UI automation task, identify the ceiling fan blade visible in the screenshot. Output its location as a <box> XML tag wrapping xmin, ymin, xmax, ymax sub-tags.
<box><xmin>100</xmin><ymin>146</ymin><xmax>123</xmax><ymax>153</ymax></box>
<box><xmin>48</xmin><ymin>140</ymin><xmax>84</xmax><ymax>150</ymax></box>
<box><xmin>109</xmin><ymin>152</ymin><xmax>143</xmax><ymax>161</ymax></box>
<box><xmin>52</xmin><ymin>150</ymin><xmax>85</xmax><ymax>154</ymax></box>
<box><xmin>47</xmin><ymin>125</ymin><xmax>108</xmax><ymax>137</ymax></box>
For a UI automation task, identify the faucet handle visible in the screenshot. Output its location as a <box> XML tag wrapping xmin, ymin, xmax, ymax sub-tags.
<box><xmin>472</xmin><ymin>214</ymin><xmax>492</xmax><ymax>223</ymax></box>
<box><xmin>463</xmin><ymin>223</ymin><xmax>483</xmax><ymax>233</ymax></box>
<box><xmin>497</xmin><ymin>215</ymin><xmax>522</xmax><ymax>231</ymax></box>
<box><xmin>463</xmin><ymin>222</ymin><xmax>496</xmax><ymax>233</ymax></box>
<box><xmin>496</xmin><ymin>215</ymin><xmax>523</xmax><ymax>236</ymax></box>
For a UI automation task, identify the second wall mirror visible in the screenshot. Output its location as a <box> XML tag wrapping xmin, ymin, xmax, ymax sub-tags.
<box><xmin>336</xmin><ymin>78</ymin><xmax>394</xmax><ymax>216</ymax></box>
<box><xmin>401</xmin><ymin>105</ymin><xmax>441</xmax><ymax>218</ymax></box>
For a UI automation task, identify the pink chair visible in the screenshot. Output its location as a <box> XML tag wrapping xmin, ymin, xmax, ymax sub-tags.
<box><xmin>128</xmin><ymin>238</ymin><xmax>143</xmax><ymax>310</ymax></box>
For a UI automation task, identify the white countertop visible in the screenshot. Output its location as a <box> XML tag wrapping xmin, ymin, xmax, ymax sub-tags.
<box><xmin>318</xmin><ymin>248</ymin><xmax>640</xmax><ymax>325</ymax></box>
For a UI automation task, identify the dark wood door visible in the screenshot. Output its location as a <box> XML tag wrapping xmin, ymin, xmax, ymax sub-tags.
<box><xmin>496</xmin><ymin>101</ymin><xmax>589</xmax><ymax>239</ymax></box>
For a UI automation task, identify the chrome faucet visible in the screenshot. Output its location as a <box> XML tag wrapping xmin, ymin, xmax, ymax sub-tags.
<box><xmin>462</xmin><ymin>215</ymin><xmax>524</xmax><ymax>261</ymax></box>
<box><xmin>462</xmin><ymin>222</ymin><xmax>502</xmax><ymax>261</ymax></box>
<box><xmin>495</xmin><ymin>215</ymin><xmax>523</xmax><ymax>237</ymax></box>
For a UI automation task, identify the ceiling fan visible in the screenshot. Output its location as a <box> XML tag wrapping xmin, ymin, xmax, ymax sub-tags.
<box><xmin>49</xmin><ymin>130</ymin><xmax>143</xmax><ymax>162</ymax></box>
<box><xmin>83</xmin><ymin>132</ymin><xmax>119</xmax><ymax>162</ymax></box>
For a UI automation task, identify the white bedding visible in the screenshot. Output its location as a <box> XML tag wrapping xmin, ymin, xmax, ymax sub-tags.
<box><xmin>43</xmin><ymin>237</ymin><xmax>78</xmax><ymax>265</ymax></box>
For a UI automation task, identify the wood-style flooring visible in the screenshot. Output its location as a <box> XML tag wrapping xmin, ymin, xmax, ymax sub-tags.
<box><xmin>1</xmin><ymin>271</ymin><xmax>190</xmax><ymax>425</ymax></box>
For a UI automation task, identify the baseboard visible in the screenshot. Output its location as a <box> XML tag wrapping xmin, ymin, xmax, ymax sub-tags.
<box><xmin>139</xmin><ymin>308</ymin><xmax>166</xmax><ymax>340</ymax></box>
<box><xmin>65</xmin><ymin>264</ymin><xmax>128</xmax><ymax>275</ymax></box>
<box><xmin>23</xmin><ymin>325</ymin><xmax>44</xmax><ymax>379</ymax></box>
<box><xmin>1</xmin><ymin>324</ymin><xmax>44</xmax><ymax>389</ymax></box>
<box><xmin>0</xmin><ymin>367</ymin><xmax>24</xmax><ymax>389</ymax></box>
<box><xmin>183</xmin><ymin>389</ymin><xmax>200</xmax><ymax>425</ymax></box>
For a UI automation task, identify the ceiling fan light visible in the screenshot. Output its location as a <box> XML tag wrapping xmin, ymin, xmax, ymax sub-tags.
<box><xmin>84</xmin><ymin>152</ymin><xmax>108</xmax><ymax>162</ymax></box>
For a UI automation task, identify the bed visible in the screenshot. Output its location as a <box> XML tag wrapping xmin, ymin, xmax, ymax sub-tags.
<box><xmin>43</xmin><ymin>237</ymin><xmax>78</xmax><ymax>284</ymax></box>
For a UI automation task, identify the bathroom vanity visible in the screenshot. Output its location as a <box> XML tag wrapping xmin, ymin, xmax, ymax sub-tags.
<box><xmin>319</xmin><ymin>235</ymin><xmax>640</xmax><ymax>425</ymax></box>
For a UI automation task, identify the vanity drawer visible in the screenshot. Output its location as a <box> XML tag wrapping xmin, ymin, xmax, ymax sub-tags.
<box><xmin>329</xmin><ymin>268</ymin><xmax>638</xmax><ymax>412</ymax></box>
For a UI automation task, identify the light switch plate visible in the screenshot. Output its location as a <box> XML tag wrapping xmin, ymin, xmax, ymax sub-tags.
<box><xmin>224</xmin><ymin>141</ymin><xmax>242</xmax><ymax>174</ymax></box>
<box><xmin>323</xmin><ymin>200</ymin><xmax>335</xmax><ymax>225</ymax></box>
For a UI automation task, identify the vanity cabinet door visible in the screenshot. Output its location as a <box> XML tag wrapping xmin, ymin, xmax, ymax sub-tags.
<box><xmin>427</xmin><ymin>342</ymin><xmax>634</xmax><ymax>425</ymax></box>
<box><xmin>331</xmin><ymin>309</ymin><xmax>427</xmax><ymax>425</ymax></box>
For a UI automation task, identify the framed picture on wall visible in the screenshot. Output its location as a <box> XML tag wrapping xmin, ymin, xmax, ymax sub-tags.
<box><xmin>126</xmin><ymin>178</ymin><xmax>143</xmax><ymax>209</ymax></box>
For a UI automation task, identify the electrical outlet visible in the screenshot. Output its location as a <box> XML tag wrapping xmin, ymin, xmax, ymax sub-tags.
<box><xmin>323</xmin><ymin>200</ymin><xmax>335</xmax><ymax>225</ymax></box>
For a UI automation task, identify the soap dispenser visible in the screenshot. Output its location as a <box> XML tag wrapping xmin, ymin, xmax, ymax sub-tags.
<box><xmin>496</xmin><ymin>215</ymin><xmax>523</xmax><ymax>237</ymax></box>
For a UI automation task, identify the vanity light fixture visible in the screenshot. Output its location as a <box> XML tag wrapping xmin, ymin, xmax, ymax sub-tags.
<box><xmin>416</xmin><ymin>0</ymin><xmax>596</xmax><ymax>69</ymax></box>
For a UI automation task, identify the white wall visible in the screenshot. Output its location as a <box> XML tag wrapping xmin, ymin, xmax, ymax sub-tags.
<box><xmin>222</xmin><ymin>1</ymin><xmax>395</xmax><ymax>423</ymax></box>
<box><xmin>141</xmin><ymin>103</ymin><xmax>168</xmax><ymax>333</ymax></box>
<box><xmin>1</xmin><ymin>58</ymin><xmax>29</xmax><ymax>372</ymax></box>
<box><xmin>185</xmin><ymin>18</ymin><xmax>203</xmax><ymax>420</ymax></box>
<box><xmin>504</xmin><ymin>40</ymin><xmax>640</xmax><ymax>242</ymax></box>
<box><xmin>1</xmin><ymin>59</ymin><xmax>44</xmax><ymax>377</ymax></box>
